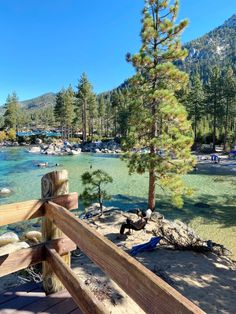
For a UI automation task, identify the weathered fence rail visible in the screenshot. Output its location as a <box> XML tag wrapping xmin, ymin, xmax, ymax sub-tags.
<box><xmin>0</xmin><ymin>170</ymin><xmax>204</xmax><ymax>314</ymax></box>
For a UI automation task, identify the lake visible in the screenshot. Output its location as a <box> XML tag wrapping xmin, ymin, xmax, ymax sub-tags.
<box><xmin>0</xmin><ymin>147</ymin><xmax>236</xmax><ymax>259</ymax></box>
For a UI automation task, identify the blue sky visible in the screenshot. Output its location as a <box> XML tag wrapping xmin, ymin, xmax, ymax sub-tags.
<box><xmin>0</xmin><ymin>0</ymin><xmax>235</xmax><ymax>104</ymax></box>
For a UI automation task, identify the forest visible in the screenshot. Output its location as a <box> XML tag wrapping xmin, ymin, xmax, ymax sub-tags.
<box><xmin>1</xmin><ymin>64</ymin><xmax>235</xmax><ymax>153</ymax></box>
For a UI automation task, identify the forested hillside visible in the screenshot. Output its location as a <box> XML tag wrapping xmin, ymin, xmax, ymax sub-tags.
<box><xmin>20</xmin><ymin>92</ymin><xmax>56</xmax><ymax>110</ymax></box>
<box><xmin>179</xmin><ymin>14</ymin><xmax>236</xmax><ymax>79</ymax></box>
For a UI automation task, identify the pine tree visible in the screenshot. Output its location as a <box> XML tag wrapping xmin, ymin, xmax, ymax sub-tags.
<box><xmin>76</xmin><ymin>73</ymin><xmax>96</xmax><ymax>142</ymax></box>
<box><xmin>186</xmin><ymin>74</ymin><xmax>205</xmax><ymax>144</ymax></box>
<box><xmin>63</xmin><ymin>86</ymin><xmax>75</xmax><ymax>138</ymax></box>
<box><xmin>222</xmin><ymin>67</ymin><xmax>236</xmax><ymax>150</ymax></box>
<box><xmin>54</xmin><ymin>87</ymin><xmax>75</xmax><ymax>138</ymax></box>
<box><xmin>116</xmin><ymin>89</ymin><xmax>131</xmax><ymax>138</ymax></box>
<box><xmin>98</xmin><ymin>95</ymin><xmax>106</xmax><ymax>137</ymax></box>
<box><xmin>4</xmin><ymin>92</ymin><xmax>21</xmax><ymax>130</ymax></box>
<box><xmin>88</xmin><ymin>93</ymin><xmax>97</xmax><ymax>140</ymax></box>
<box><xmin>80</xmin><ymin>170</ymin><xmax>113</xmax><ymax>214</ymax></box>
<box><xmin>54</xmin><ymin>89</ymin><xmax>65</xmax><ymax>126</ymax></box>
<box><xmin>124</xmin><ymin>0</ymin><xmax>194</xmax><ymax>210</ymax></box>
<box><xmin>205</xmin><ymin>67</ymin><xmax>224</xmax><ymax>151</ymax></box>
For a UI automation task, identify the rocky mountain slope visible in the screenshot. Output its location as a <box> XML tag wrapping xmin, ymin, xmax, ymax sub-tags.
<box><xmin>20</xmin><ymin>92</ymin><xmax>56</xmax><ymax>110</ymax></box>
<box><xmin>179</xmin><ymin>14</ymin><xmax>236</xmax><ymax>79</ymax></box>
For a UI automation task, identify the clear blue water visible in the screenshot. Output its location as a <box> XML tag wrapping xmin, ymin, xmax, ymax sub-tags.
<box><xmin>0</xmin><ymin>147</ymin><xmax>236</xmax><ymax>258</ymax></box>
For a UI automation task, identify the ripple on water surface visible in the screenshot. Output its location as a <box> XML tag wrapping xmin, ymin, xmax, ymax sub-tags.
<box><xmin>0</xmin><ymin>148</ymin><xmax>235</xmax><ymax>259</ymax></box>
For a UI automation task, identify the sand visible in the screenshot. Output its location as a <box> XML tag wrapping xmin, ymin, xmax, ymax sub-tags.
<box><xmin>0</xmin><ymin>210</ymin><xmax>235</xmax><ymax>313</ymax></box>
<box><xmin>70</xmin><ymin>210</ymin><xmax>236</xmax><ymax>314</ymax></box>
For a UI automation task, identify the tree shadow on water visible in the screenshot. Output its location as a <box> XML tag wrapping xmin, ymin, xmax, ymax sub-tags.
<box><xmin>108</xmin><ymin>193</ymin><xmax>236</xmax><ymax>229</ymax></box>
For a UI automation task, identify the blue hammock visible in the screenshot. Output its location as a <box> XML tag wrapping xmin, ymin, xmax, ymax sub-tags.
<box><xmin>130</xmin><ymin>236</ymin><xmax>162</xmax><ymax>256</ymax></box>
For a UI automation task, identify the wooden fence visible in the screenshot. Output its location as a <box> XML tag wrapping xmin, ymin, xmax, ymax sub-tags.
<box><xmin>0</xmin><ymin>170</ymin><xmax>204</xmax><ymax>314</ymax></box>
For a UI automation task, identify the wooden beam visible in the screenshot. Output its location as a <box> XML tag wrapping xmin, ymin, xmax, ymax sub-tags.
<box><xmin>45</xmin><ymin>246</ymin><xmax>107</xmax><ymax>314</ymax></box>
<box><xmin>0</xmin><ymin>199</ymin><xmax>43</xmax><ymax>227</ymax></box>
<box><xmin>45</xmin><ymin>202</ymin><xmax>204</xmax><ymax>314</ymax></box>
<box><xmin>42</xmin><ymin>170</ymin><xmax>72</xmax><ymax>295</ymax></box>
<box><xmin>0</xmin><ymin>238</ymin><xmax>76</xmax><ymax>277</ymax></box>
<box><xmin>0</xmin><ymin>193</ymin><xmax>78</xmax><ymax>227</ymax></box>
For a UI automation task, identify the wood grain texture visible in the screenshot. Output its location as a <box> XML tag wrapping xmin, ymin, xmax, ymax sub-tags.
<box><xmin>0</xmin><ymin>238</ymin><xmax>76</xmax><ymax>277</ymax></box>
<box><xmin>45</xmin><ymin>201</ymin><xmax>204</xmax><ymax>314</ymax></box>
<box><xmin>41</xmin><ymin>170</ymin><xmax>71</xmax><ymax>295</ymax></box>
<box><xmin>0</xmin><ymin>193</ymin><xmax>78</xmax><ymax>227</ymax></box>
<box><xmin>17</xmin><ymin>289</ymin><xmax>79</xmax><ymax>314</ymax></box>
<box><xmin>0</xmin><ymin>200</ymin><xmax>43</xmax><ymax>227</ymax></box>
<box><xmin>45</xmin><ymin>247</ymin><xmax>107</xmax><ymax>314</ymax></box>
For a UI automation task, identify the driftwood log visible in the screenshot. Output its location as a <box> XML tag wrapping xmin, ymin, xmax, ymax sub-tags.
<box><xmin>152</xmin><ymin>214</ymin><xmax>231</xmax><ymax>257</ymax></box>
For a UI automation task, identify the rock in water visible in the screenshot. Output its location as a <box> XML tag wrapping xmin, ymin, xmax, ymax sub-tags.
<box><xmin>0</xmin><ymin>242</ymin><xmax>29</xmax><ymax>256</ymax></box>
<box><xmin>0</xmin><ymin>232</ymin><xmax>19</xmax><ymax>246</ymax></box>
<box><xmin>28</xmin><ymin>146</ymin><xmax>41</xmax><ymax>153</ymax></box>
<box><xmin>0</xmin><ymin>188</ymin><xmax>11</xmax><ymax>195</ymax></box>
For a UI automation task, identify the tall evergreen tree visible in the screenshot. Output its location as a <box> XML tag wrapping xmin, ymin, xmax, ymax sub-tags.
<box><xmin>186</xmin><ymin>74</ymin><xmax>205</xmax><ymax>144</ymax></box>
<box><xmin>54</xmin><ymin>89</ymin><xmax>65</xmax><ymax>127</ymax></box>
<box><xmin>54</xmin><ymin>87</ymin><xmax>75</xmax><ymax>138</ymax></box>
<box><xmin>98</xmin><ymin>95</ymin><xmax>106</xmax><ymax>137</ymax></box>
<box><xmin>63</xmin><ymin>86</ymin><xmax>75</xmax><ymax>138</ymax></box>
<box><xmin>124</xmin><ymin>0</ymin><xmax>194</xmax><ymax>210</ymax></box>
<box><xmin>76</xmin><ymin>73</ymin><xmax>95</xmax><ymax>142</ymax></box>
<box><xmin>205</xmin><ymin>67</ymin><xmax>224</xmax><ymax>151</ymax></box>
<box><xmin>222</xmin><ymin>67</ymin><xmax>236</xmax><ymax>150</ymax></box>
<box><xmin>4</xmin><ymin>92</ymin><xmax>21</xmax><ymax>130</ymax></box>
<box><xmin>88</xmin><ymin>93</ymin><xmax>97</xmax><ymax>140</ymax></box>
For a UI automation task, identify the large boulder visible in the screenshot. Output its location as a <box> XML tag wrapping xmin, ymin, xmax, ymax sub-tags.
<box><xmin>28</xmin><ymin>146</ymin><xmax>41</xmax><ymax>153</ymax></box>
<box><xmin>21</xmin><ymin>231</ymin><xmax>42</xmax><ymax>244</ymax></box>
<box><xmin>0</xmin><ymin>188</ymin><xmax>12</xmax><ymax>195</ymax></box>
<box><xmin>0</xmin><ymin>232</ymin><xmax>19</xmax><ymax>246</ymax></box>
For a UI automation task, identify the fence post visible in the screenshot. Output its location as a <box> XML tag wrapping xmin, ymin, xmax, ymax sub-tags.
<box><xmin>41</xmin><ymin>170</ymin><xmax>70</xmax><ymax>294</ymax></box>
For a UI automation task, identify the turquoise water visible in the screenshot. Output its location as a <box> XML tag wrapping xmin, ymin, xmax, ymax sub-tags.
<box><xmin>0</xmin><ymin>147</ymin><xmax>236</xmax><ymax>258</ymax></box>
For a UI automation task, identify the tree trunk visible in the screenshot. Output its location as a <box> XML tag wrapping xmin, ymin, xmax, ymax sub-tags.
<box><xmin>83</xmin><ymin>101</ymin><xmax>87</xmax><ymax>142</ymax></box>
<box><xmin>194</xmin><ymin>104</ymin><xmax>197</xmax><ymax>144</ymax></box>
<box><xmin>223</xmin><ymin>102</ymin><xmax>229</xmax><ymax>151</ymax></box>
<box><xmin>99</xmin><ymin>186</ymin><xmax>103</xmax><ymax>214</ymax></box>
<box><xmin>148</xmin><ymin>116</ymin><xmax>156</xmax><ymax>211</ymax></box>
<box><xmin>148</xmin><ymin>162</ymin><xmax>156</xmax><ymax>211</ymax></box>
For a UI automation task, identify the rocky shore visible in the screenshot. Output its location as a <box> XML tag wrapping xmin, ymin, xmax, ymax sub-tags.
<box><xmin>26</xmin><ymin>139</ymin><xmax>121</xmax><ymax>156</ymax></box>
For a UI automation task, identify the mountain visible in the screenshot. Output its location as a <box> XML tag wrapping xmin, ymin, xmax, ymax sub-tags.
<box><xmin>20</xmin><ymin>92</ymin><xmax>56</xmax><ymax>110</ymax></box>
<box><xmin>179</xmin><ymin>14</ymin><xmax>236</xmax><ymax>79</ymax></box>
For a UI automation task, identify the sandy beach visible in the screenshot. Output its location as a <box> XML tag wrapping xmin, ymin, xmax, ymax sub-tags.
<box><xmin>0</xmin><ymin>209</ymin><xmax>235</xmax><ymax>313</ymax></box>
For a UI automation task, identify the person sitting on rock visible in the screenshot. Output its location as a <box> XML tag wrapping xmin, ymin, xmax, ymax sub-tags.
<box><xmin>120</xmin><ymin>217</ymin><xmax>148</xmax><ymax>235</ymax></box>
<box><xmin>120</xmin><ymin>209</ymin><xmax>151</xmax><ymax>235</ymax></box>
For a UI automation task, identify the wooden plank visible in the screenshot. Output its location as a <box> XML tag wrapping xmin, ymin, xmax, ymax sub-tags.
<box><xmin>0</xmin><ymin>287</ymin><xmax>45</xmax><ymax>312</ymax></box>
<box><xmin>45</xmin><ymin>201</ymin><xmax>204</xmax><ymax>314</ymax></box>
<box><xmin>0</xmin><ymin>193</ymin><xmax>78</xmax><ymax>227</ymax></box>
<box><xmin>0</xmin><ymin>238</ymin><xmax>76</xmax><ymax>277</ymax></box>
<box><xmin>16</xmin><ymin>289</ymin><xmax>77</xmax><ymax>314</ymax></box>
<box><xmin>0</xmin><ymin>282</ymin><xmax>39</xmax><ymax>305</ymax></box>
<box><xmin>45</xmin><ymin>247</ymin><xmax>107</xmax><ymax>314</ymax></box>
<box><xmin>38</xmin><ymin>297</ymin><xmax>79</xmax><ymax>314</ymax></box>
<box><xmin>0</xmin><ymin>200</ymin><xmax>43</xmax><ymax>227</ymax></box>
